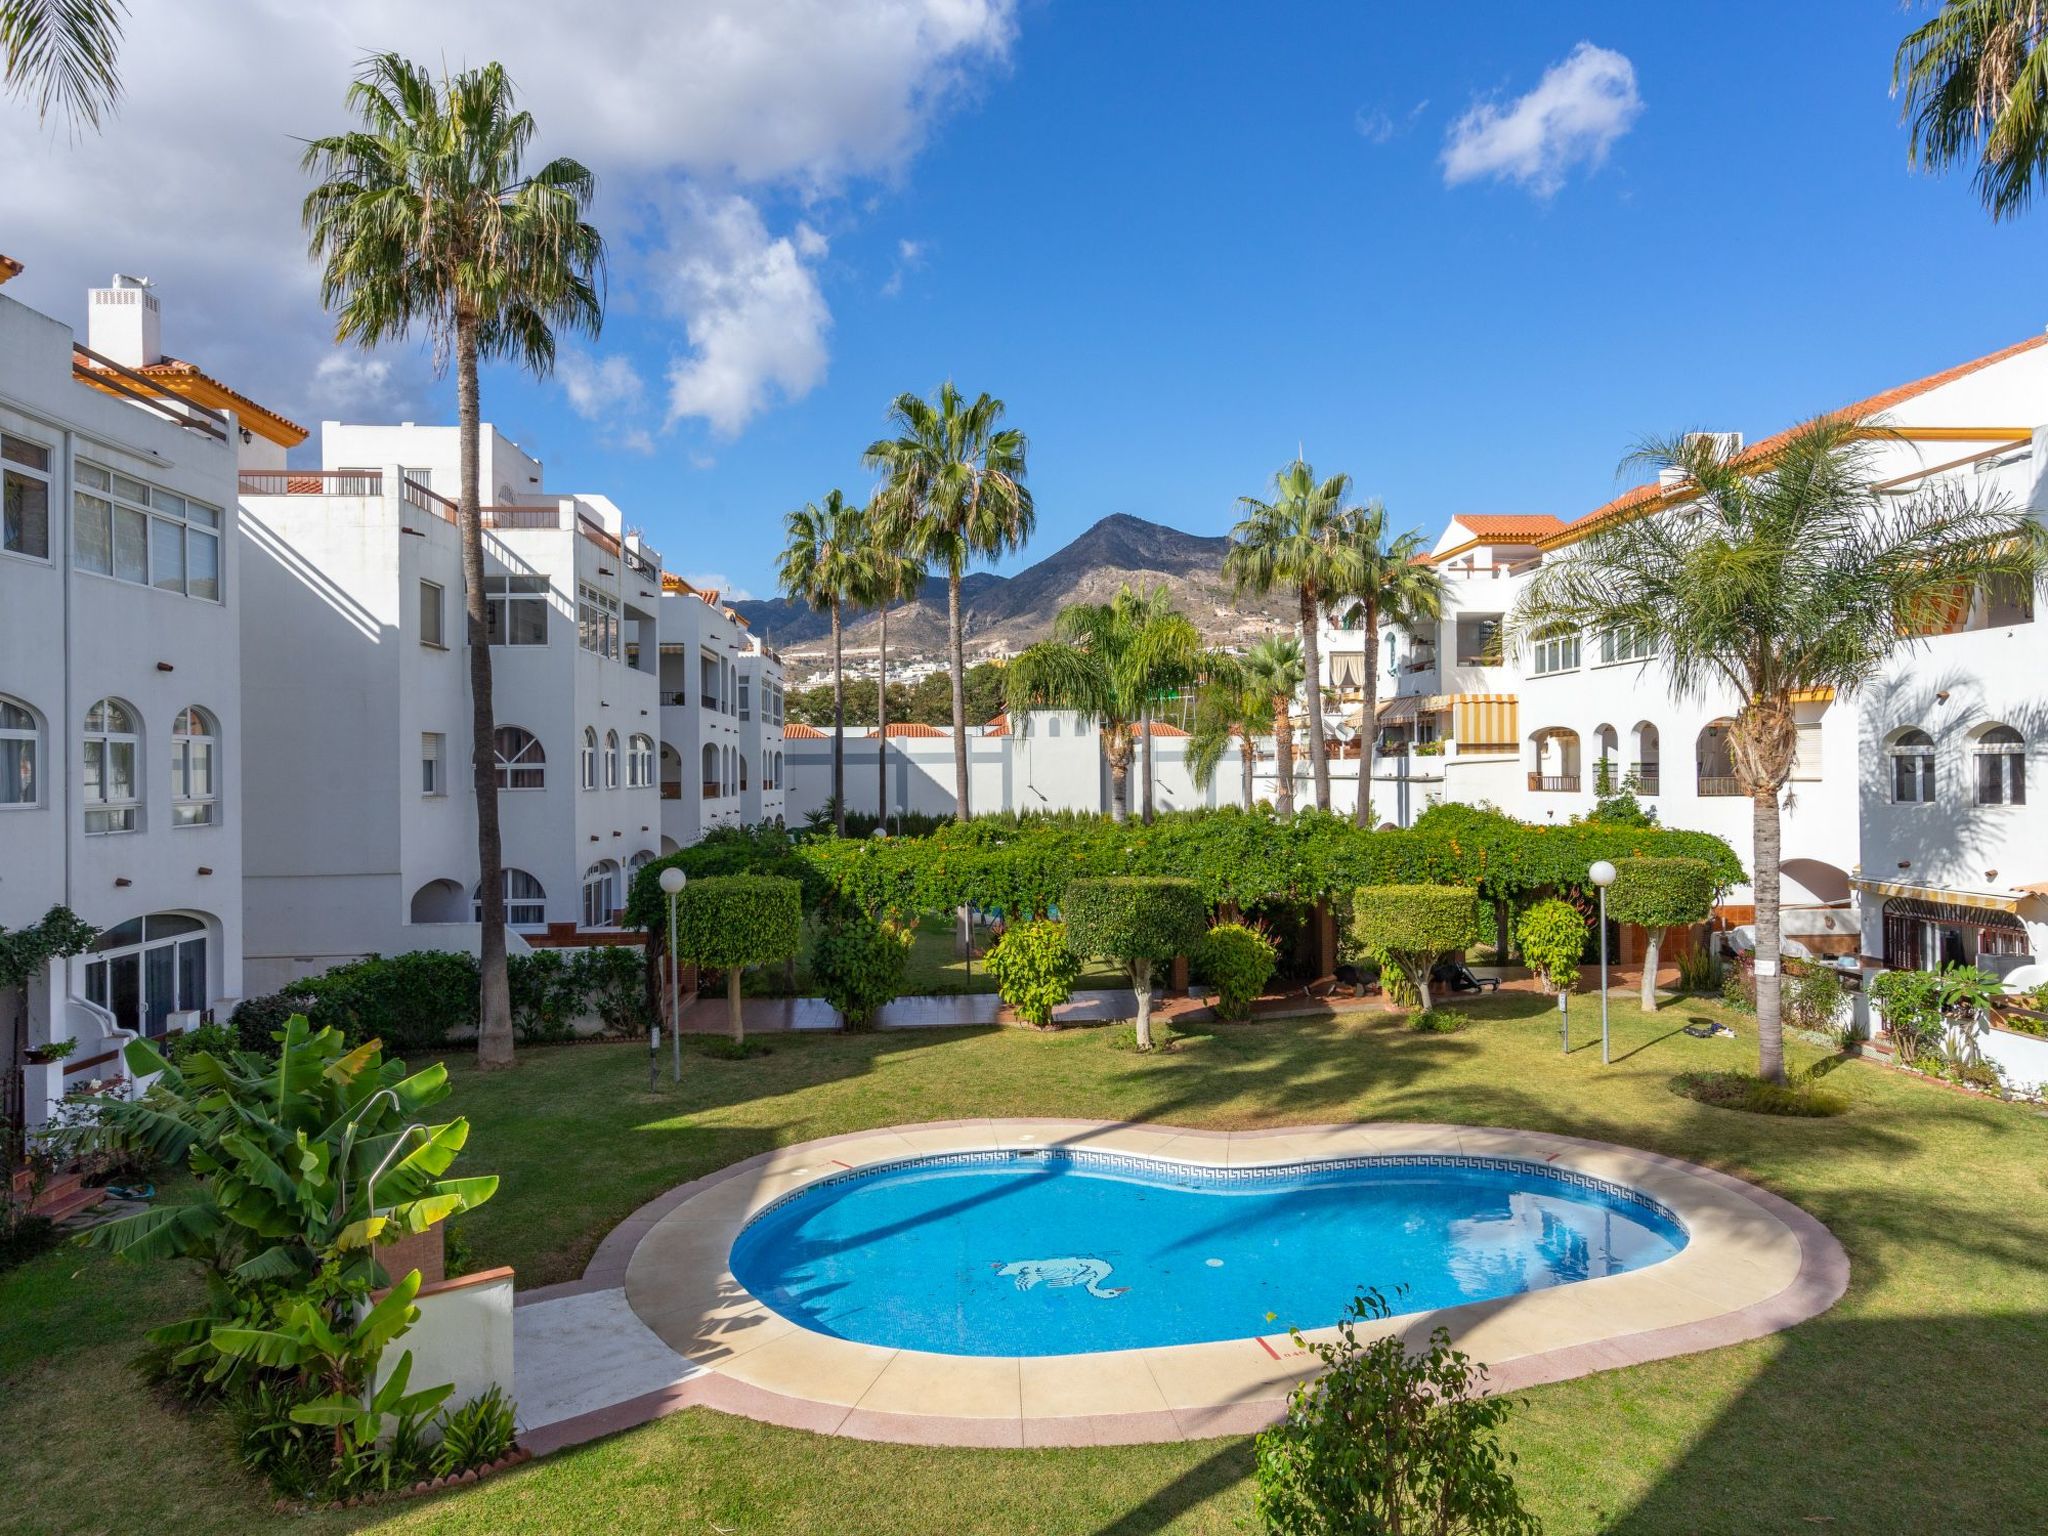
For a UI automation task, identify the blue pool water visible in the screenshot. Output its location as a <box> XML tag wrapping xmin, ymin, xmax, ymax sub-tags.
<box><xmin>728</xmin><ymin>1150</ymin><xmax>1687</xmax><ymax>1356</ymax></box>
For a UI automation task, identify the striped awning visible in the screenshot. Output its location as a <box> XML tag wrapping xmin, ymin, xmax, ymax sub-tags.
<box><xmin>1850</xmin><ymin>877</ymin><xmax>2020</xmax><ymax>914</ymax></box>
<box><xmin>1452</xmin><ymin>693</ymin><xmax>1517</xmax><ymax>752</ymax></box>
<box><xmin>1373</xmin><ymin>693</ymin><xmax>1436</xmax><ymax>724</ymax></box>
<box><xmin>1789</xmin><ymin>686</ymin><xmax>1836</xmax><ymax>704</ymax></box>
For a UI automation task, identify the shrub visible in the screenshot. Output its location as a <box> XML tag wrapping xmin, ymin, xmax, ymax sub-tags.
<box><xmin>434</xmin><ymin>1385</ymin><xmax>519</xmax><ymax>1477</ymax></box>
<box><xmin>1410</xmin><ymin>1007</ymin><xmax>1465</xmax><ymax>1034</ymax></box>
<box><xmin>1063</xmin><ymin>877</ymin><xmax>1209</xmax><ymax>1050</ymax></box>
<box><xmin>1870</xmin><ymin>964</ymin><xmax>2002</xmax><ymax>1065</ymax></box>
<box><xmin>163</xmin><ymin>1019</ymin><xmax>237</xmax><ymax>1064</ymax></box>
<box><xmin>1198</xmin><ymin>922</ymin><xmax>1279</xmax><ymax>1021</ymax></box>
<box><xmin>507</xmin><ymin>950</ymin><xmax>578</xmax><ymax>1043</ymax></box>
<box><xmin>227</xmin><ymin>988</ymin><xmax>313</xmax><ymax>1053</ymax></box>
<box><xmin>298</xmin><ymin>950</ymin><xmax>479</xmax><ymax>1055</ymax></box>
<box><xmin>1350</xmin><ymin>886</ymin><xmax>1482</xmax><ymax>1011</ymax></box>
<box><xmin>1720</xmin><ymin>965</ymin><xmax>1757</xmax><ymax>1013</ymax></box>
<box><xmin>1605</xmin><ymin>857</ymin><xmax>1718</xmax><ymax>1013</ymax></box>
<box><xmin>809</xmin><ymin>911</ymin><xmax>912</xmax><ymax>1028</ymax></box>
<box><xmin>1515</xmin><ymin>899</ymin><xmax>1586</xmax><ymax>996</ymax></box>
<box><xmin>1673</xmin><ymin>1069</ymin><xmax>1850</xmax><ymax>1118</ymax></box>
<box><xmin>670</xmin><ymin>876</ymin><xmax>804</xmax><ymax>1045</ymax></box>
<box><xmin>1254</xmin><ymin>1287</ymin><xmax>1539</xmax><ymax>1536</ymax></box>
<box><xmin>1674</xmin><ymin>942</ymin><xmax>1719</xmax><ymax>994</ymax></box>
<box><xmin>985</xmin><ymin>919</ymin><xmax>1084</xmax><ymax>1027</ymax></box>
<box><xmin>572</xmin><ymin>945</ymin><xmax>653</xmax><ymax>1037</ymax></box>
<box><xmin>1785</xmin><ymin>964</ymin><xmax>1845</xmax><ymax>1039</ymax></box>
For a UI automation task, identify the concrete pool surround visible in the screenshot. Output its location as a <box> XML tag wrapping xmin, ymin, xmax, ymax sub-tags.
<box><xmin>521</xmin><ymin>1120</ymin><xmax>1848</xmax><ymax>1451</ymax></box>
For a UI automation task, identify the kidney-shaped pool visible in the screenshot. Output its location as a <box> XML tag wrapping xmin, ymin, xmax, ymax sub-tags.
<box><xmin>728</xmin><ymin>1148</ymin><xmax>1688</xmax><ymax>1356</ymax></box>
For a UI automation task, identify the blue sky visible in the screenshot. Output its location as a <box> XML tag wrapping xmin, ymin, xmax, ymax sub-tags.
<box><xmin>10</xmin><ymin>2</ymin><xmax>2043</xmax><ymax>599</ymax></box>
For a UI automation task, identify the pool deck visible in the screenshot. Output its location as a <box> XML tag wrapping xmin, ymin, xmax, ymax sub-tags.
<box><xmin>514</xmin><ymin>1119</ymin><xmax>1848</xmax><ymax>1453</ymax></box>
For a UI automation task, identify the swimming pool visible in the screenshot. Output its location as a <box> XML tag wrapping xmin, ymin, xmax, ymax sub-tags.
<box><xmin>727</xmin><ymin>1148</ymin><xmax>1689</xmax><ymax>1356</ymax></box>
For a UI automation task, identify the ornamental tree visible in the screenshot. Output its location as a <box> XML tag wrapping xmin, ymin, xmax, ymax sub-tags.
<box><xmin>1350</xmin><ymin>885</ymin><xmax>1481</xmax><ymax>1011</ymax></box>
<box><xmin>985</xmin><ymin>919</ymin><xmax>1084</xmax><ymax>1027</ymax></box>
<box><xmin>670</xmin><ymin>875</ymin><xmax>803</xmax><ymax>1045</ymax></box>
<box><xmin>1515</xmin><ymin>899</ymin><xmax>1587</xmax><ymax>997</ymax></box>
<box><xmin>1062</xmin><ymin>877</ymin><xmax>1208</xmax><ymax>1050</ymax></box>
<box><xmin>1604</xmin><ymin>856</ymin><xmax>1718</xmax><ymax>1013</ymax></box>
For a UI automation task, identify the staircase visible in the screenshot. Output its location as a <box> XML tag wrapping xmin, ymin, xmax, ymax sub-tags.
<box><xmin>7</xmin><ymin>1166</ymin><xmax>106</xmax><ymax>1225</ymax></box>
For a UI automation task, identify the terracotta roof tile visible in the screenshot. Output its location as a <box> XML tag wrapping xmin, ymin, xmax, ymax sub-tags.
<box><xmin>1450</xmin><ymin>514</ymin><xmax>1567</xmax><ymax>538</ymax></box>
<box><xmin>882</xmin><ymin>722</ymin><xmax>948</xmax><ymax>737</ymax></box>
<box><xmin>783</xmin><ymin>722</ymin><xmax>826</xmax><ymax>738</ymax></box>
<box><xmin>0</xmin><ymin>254</ymin><xmax>21</xmax><ymax>285</ymax></box>
<box><xmin>983</xmin><ymin>711</ymin><xmax>1009</xmax><ymax>737</ymax></box>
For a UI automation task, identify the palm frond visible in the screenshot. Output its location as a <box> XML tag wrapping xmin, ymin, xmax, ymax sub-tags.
<box><xmin>1</xmin><ymin>0</ymin><xmax>125</xmax><ymax>133</ymax></box>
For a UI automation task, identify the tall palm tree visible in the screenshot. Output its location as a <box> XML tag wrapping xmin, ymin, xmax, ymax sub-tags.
<box><xmin>1242</xmin><ymin>635</ymin><xmax>1306</xmax><ymax>816</ymax></box>
<box><xmin>2</xmin><ymin>0</ymin><xmax>125</xmax><ymax>132</ymax></box>
<box><xmin>861</xmin><ymin>501</ymin><xmax>928</xmax><ymax>831</ymax></box>
<box><xmin>1224</xmin><ymin>460</ymin><xmax>1363</xmax><ymax>814</ymax></box>
<box><xmin>1004</xmin><ymin>585</ymin><xmax>1203</xmax><ymax>822</ymax></box>
<box><xmin>777</xmin><ymin>491</ymin><xmax>870</xmax><ymax>837</ymax></box>
<box><xmin>1896</xmin><ymin>1</ymin><xmax>2048</xmax><ymax>219</ymax></box>
<box><xmin>1185</xmin><ymin>656</ymin><xmax>1274</xmax><ymax>810</ymax></box>
<box><xmin>1512</xmin><ymin>415</ymin><xmax>2045</xmax><ymax>1084</ymax></box>
<box><xmin>304</xmin><ymin>54</ymin><xmax>603</xmax><ymax>1071</ymax></box>
<box><xmin>864</xmin><ymin>384</ymin><xmax>1033</xmax><ymax>818</ymax></box>
<box><xmin>1123</xmin><ymin>583</ymin><xmax>1205</xmax><ymax>823</ymax></box>
<box><xmin>1333</xmin><ymin>503</ymin><xmax>1447</xmax><ymax>826</ymax></box>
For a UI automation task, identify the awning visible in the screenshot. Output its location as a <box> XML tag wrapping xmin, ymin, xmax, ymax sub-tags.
<box><xmin>1850</xmin><ymin>876</ymin><xmax>2020</xmax><ymax>915</ymax></box>
<box><xmin>1789</xmin><ymin>686</ymin><xmax>1836</xmax><ymax>704</ymax></box>
<box><xmin>1451</xmin><ymin>693</ymin><xmax>1517</xmax><ymax>752</ymax></box>
<box><xmin>1373</xmin><ymin>694</ymin><xmax>1433</xmax><ymax>724</ymax></box>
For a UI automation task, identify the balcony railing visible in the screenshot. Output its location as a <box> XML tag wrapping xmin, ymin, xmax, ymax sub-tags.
<box><xmin>1528</xmin><ymin>773</ymin><xmax>1580</xmax><ymax>793</ymax></box>
<box><xmin>660</xmin><ymin>692</ymin><xmax>688</xmax><ymax>707</ymax></box>
<box><xmin>1698</xmin><ymin>775</ymin><xmax>1744</xmax><ymax>797</ymax></box>
<box><xmin>1636</xmin><ymin>771</ymin><xmax>1661</xmax><ymax>796</ymax></box>
<box><xmin>402</xmin><ymin>478</ymin><xmax>457</xmax><ymax>523</ymax></box>
<box><xmin>481</xmin><ymin>504</ymin><xmax>564</xmax><ymax>530</ymax></box>
<box><xmin>239</xmin><ymin>469</ymin><xmax>383</xmax><ymax>497</ymax></box>
<box><xmin>660</xmin><ymin>782</ymin><xmax>682</xmax><ymax>800</ymax></box>
<box><xmin>701</xmin><ymin>782</ymin><xmax>721</xmax><ymax>800</ymax></box>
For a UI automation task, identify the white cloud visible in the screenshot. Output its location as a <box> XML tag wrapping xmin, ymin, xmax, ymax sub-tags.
<box><xmin>1442</xmin><ymin>43</ymin><xmax>1641</xmax><ymax>196</ymax></box>
<box><xmin>1354</xmin><ymin>108</ymin><xmax>1395</xmax><ymax>145</ymax></box>
<box><xmin>306</xmin><ymin>352</ymin><xmax>397</xmax><ymax>414</ymax></box>
<box><xmin>660</xmin><ymin>191</ymin><xmax>832</xmax><ymax>435</ymax></box>
<box><xmin>0</xmin><ymin>0</ymin><xmax>1017</xmax><ymax>438</ymax></box>
<box><xmin>558</xmin><ymin>351</ymin><xmax>645</xmax><ymax>418</ymax></box>
<box><xmin>679</xmin><ymin>572</ymin><xmax>754</xmax><ymax>600</ymax></box>
<box><xmin>881</xmin><ymin>237</ymin><xmax>926</xmax><ymax>297</ymax></box>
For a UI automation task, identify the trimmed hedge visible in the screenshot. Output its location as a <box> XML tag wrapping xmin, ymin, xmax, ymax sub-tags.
<box><xmin>1350</xmin><ymin>885</ymin><xmax>1481</xmax><ymax>1011</ymax></box>
<box><xmin>670</xmin><ymin>876</ymin><xmax>804</xmax><ymax>970</ymax></box>
<box><xmin>1516</xmin><ymin>899</ymin><xmax>1587</xmax><ymax>996</ymax></box>
<box><xmin>1606</xmin><ymin>856</ymin><xmax>1718</xmax><ymax>1012</ymax></box>
<box><xmin>1198</xmin><ymin>923</ymin><xmax>1280</xmax><ymax>1021</ymax></box>
<box><xmin>809</xmin><ymin>912</ymin><xmax>912</xmax><ymax>1028</ymax></box>
<box><xmin>1063</xmin><ymin>877</ymin><xmax>1208</xmax><ymax>1052</ymax></box>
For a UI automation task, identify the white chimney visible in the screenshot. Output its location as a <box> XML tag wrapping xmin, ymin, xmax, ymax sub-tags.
<box><xmin>87</xmin><ymin>274</ymin><xmax>161</xmax><ymax>367</ymax></box>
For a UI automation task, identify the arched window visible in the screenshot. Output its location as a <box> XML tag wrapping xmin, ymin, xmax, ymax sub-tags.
<box><xmin>1527</xmin><ymin>727</ymin><xmax>1580</xmax><ymax>792</ymax></box>
<box><xmin>1974</xmin><ymin>724</ymin><xmax>2026</xmax><ymax>806</ymax></box>
<box><xmin>1889</xmin><ymin>728</ymin><xmax>1936</xmax><ymax>804</ymax></box>
<box><xmin>772</xmin><ymin>750</ymin><xmax>783</xmax><ymax>790</ymax></box>
<box><xmin>628</xmin><ymin>733</ymin><xmax>654</xmax><ymax>788</ymax></box>
<box><xmin>494</xmin><ymin>727</ymin><xmax>546</xmax><ymax>790</ymax></box>
<box><xmin>580</xmin><ymin>726</ymin><xmax>598</xmax><ymax>790</ymax></box>
<box><xmin>701</xmin><ymin>742</ymin><xmax>719</xmax><ymax>797</ymax></box>
<box><xmin>739</xmin><ymin>753</ymin><xmax>750</xmax><ymax>792</ymax></box>
<box><xmin>603</xmin><ymin>730</ymin><xmax>620</xmax><ymax>789</ymax></box>
<box><xmin>82</xmin><ymin>911</ymin><xmax>207</xmax><ymax>1036</ymax></box>
<box><xmin>83</xmin><ymin>697</ymin><xmax>140</xmax><ymax>833</ymax></box>
<box><xmin>581</xmin><ymin>860</ymin><xmax>618</xmax><ymax>928</ymax></box>
<box><xmin>475</xmin><ymin>868</ymin><xmax>547</xmax><ymax>927</ymax></box>
<box><xmin>627</xmin><ymin>849</ymin><xmax>654</xmax><ymax>878</ymax></box>
<box><xmin>0</xmin><ymin>695</ymin><xmax>40</xmax><ymax>806</ymax></box>
<box><xmin>1632</xmin><ymin>721</ymin><xmax>1661</xmax><ymax>794</ymax></box>
<box><xmin>170</xmin><ymin>706</ymin><xmax>218</xmax><ymax>826</ymax></box>
<box><xmin>1696</xmin><ymin>720</ymin><xmax>1740</xmax><ymax>797</ymax></box>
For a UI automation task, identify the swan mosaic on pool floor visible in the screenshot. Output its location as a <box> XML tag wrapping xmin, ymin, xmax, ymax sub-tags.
<box><xmin>537</xmin><ymin>1120</ymin><xmax>1848</xmax><ymax>1450</ymax></box>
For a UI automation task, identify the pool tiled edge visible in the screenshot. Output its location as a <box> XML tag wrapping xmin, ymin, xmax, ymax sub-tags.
<box><xmin>520</xmin><ymin>1120</ymin><xmax>1848</xmax><ymax>1453</ymax></box>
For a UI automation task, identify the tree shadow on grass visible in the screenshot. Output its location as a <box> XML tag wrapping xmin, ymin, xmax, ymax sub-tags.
<box><xmin>1085</xmin><ymin>1439</ymin><xmax>1256</xmax><ymax>1536</ymax></box>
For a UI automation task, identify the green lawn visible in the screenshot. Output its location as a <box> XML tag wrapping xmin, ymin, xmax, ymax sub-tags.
<box><xmin>5</xmin><ymin>992</ymin><xmax>2047</xmax><ymax>1534</ymax></box>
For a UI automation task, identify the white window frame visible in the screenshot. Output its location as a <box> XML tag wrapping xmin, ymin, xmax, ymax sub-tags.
<box><xmin>73</xmin><ymin>460</ymin><xmax>222</xmax><ymax>600</ymax></box>
<box><xmin>83</xmin><ymin>697</ymin><xmax>141</xmax><ymax>834</ymax></box>
<box><xmin>494</xmin><ymin>726</ymin><xmax>546</xmax><ymax>790</ymax></box>
<box><xmin>603</xmin><ymin>729</ymin><xmax>620</xmax><ymax>789</ymax></box>
<box><xmin>1597</xmin><ymin>626</ymin><xmax>1657</xmax><ymax>667</ymax></box>
<box><xmin>1974</xmin><ymin>726</ymin><xmax>2027</xmax><ymax>807</ymax></box>
<box><xmin>419</xmin><ymin>579</ymin><xmax>446</xmax><ymax>648</ymax></box>
<box><xmin>628</xmin><ymin>732</ymin><xmax>653</xmax><ymax>788</ymax></box>
<box><xmin>484</xmin><ymin>574</ymin><xmax>550</xmax><ymax>646</ymax></box>
<box><xmin>477</xmin><ymin>868</ymin><xmax>547</xmax><ymax>928</ymax></box>
<box><xmin>0</xmin><ymin>695</ymin><xmax>41</xmax><ymax>808</ymax></box>
<box><xmin>1529</xmin><ymin>628</ymin><xmax>1581</xmax><ymax>676</ymax></box>
<box><xmin>2</xmin><ymin>432</ymin><xmax>53</xmax><ymax>562</ymax></box>
<box><xmin>581</xmin><ymin>861</ymin><xmax>617</xmax><ymax>929</ymax></box>
<box><xmin>580</xmin><ymin>726</ymin><xmax>598</xmax><ymax>790</ymax></box>
<box><xmin>1890</xmin><ymin>729</ymin><xmax>1936</xmax><ymax>805</ymax></box>
<box><xmin>578</xmin><ymin>581</ymin><xmax>621</xmax><ymax>659</ymax></box>
<box><xmin>170</xmin><ymin>706</ymin><xmax>219</xmax><ymax>827</ymax></box>
<box><xmin>422</xmin><ymin>732</ymin><xmax>446</xmax><ymax>796</ymax></box>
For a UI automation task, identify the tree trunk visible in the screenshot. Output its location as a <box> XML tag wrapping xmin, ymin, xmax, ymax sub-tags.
<box><xmin>1107</xmin><ymin>732</ymin><xmax>1130</xmax><ymax>822</ymax></box>
<box><xmin>876</xmin><ymin>602</ymin><xmax>890</xmax><ymax>829</ymax></box>
<box><xmin>1414</xmin><ymin>962</ymin><xmax>1432</xmax><ymax>1012</ymax></box>
<box><xmin>1641</xmin><ymin>929</ymin><xmax>1662</xmax><ymax>1013</ymax></box>
<box><xmin>1354</xmin><ymin>600</ymin><xmax>1378</xmax><ymax>827</ymax></box>
<box><xmin>1753</xmin><ymin>790</ymin><xmax>1785</xmax><ymax>1082</ymax></box>
<box><xmin>1239</xmin><ymin>735</ymin><xmax>1255</xmax><ymax>808</ymax></box>
<box><xmin>727</xmin><ymin>966</ymin><xmax>744</xmax><ymax>1046</ymax></box>
<box><xmin>1141</xmin><ymin>702</ymin><xmax>1155</xmax><ymax>823</ymax></box>
<box><xmin>1300</xmin><ymin>588</ymin><xmax>1330</xmax><ymax>811</ymax></box>
<box><xmin>460</xmin><ymin>315</ymin><xmax>513</xmax><ymax>1070</ymax></box>
<box><xmin>830</xmin><ymin>599</ymin><xmax>845</xmax><ymax>836</ymax></box>
<box><xmin>1273</xmin><ymin>699</ymin><xmax>1296</xmax><ymax>817</ymax></box>
<box><xmin>948</xmin><ymin>561</ymin><xmax>970</xmax><ymax>819</ymax></box>
<box><xmin>1132</xmin><ymin>957</ymin><xmax>1154</xmax><ymax>1050</ymax></box>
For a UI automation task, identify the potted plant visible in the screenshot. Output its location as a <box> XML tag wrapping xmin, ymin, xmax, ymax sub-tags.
<box><xmin>25</xmin><ymin>1039</ymin><xmax>77</xmax><ymax>1066</ymax></box>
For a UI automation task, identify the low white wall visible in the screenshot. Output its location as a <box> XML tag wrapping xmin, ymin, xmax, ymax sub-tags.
<box><xmin>373</xmin><ymin>1267</ymin><xmax>516</xmax><ymax>1420</ymax></box>
<box><xmin>1985</xmin><ymin>1026</ymin><xmax>2048</xmax><ymax>1097</ymax></box>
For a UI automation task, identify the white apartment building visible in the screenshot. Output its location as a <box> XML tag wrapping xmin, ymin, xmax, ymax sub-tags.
<box><xmin>657</xmin><ymin>577</ymin><xmax>785</xmax><ymax>844</ymax></box>
<box><xmin>2</xmin><ymin>267</ymin><xmax>303</xmax><ymax>1124</ymax></box>
<box><xmin>238</xmin><ymin>422</ymin><xmax>665</xmax><ymax>989</ymax></box>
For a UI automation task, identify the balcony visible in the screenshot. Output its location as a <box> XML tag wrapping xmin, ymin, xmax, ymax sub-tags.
<box><xmin>701</xmin><ymin>782</ymin><xmax>721</xmax><ymax>800</ymax></box>
<box><xmin>1698</xmin><ymin>775</ymin><xmax>1744</xmax><ymax>797</ymax></box>
<box><xmin>660</xmin><ymin>692</ymin><xmax>688</xmax><ymax>707</ymax></box>
<box><xmin>660</xmin><ymin>782</ymin><xmax>682</xmax><ymax>800</ymax></box>
<box><xmin>481</xmin><ymin>504</ymin><xmax>563</xmax><ymax>530</ymax></box>
<box><xmin>1636</xmin><ymin>770</ymin><xmax>1661</xmax><ymax>796</ymax></box>
<box><xmin>1528</xmin><ymin>773</ymin><xmax>1580</xmax><ymax>793</ymax></box>
<box><xmin>239</xmin><ymin>469</ymin><xmax>382</xmax><ymax>497</ymax></box>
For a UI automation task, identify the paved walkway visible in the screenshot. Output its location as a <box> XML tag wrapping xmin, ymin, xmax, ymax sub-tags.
<box><xmin>514</xmin><ymin>1286</ymin><xmax>700</xmax><ymax>1438</ymax></box>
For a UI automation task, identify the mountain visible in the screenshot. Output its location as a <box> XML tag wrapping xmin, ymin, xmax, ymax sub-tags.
<box><xmin>728</xmin><ymin>514</ymin><xmax>1292</xmax><ymax>666</ymax></box>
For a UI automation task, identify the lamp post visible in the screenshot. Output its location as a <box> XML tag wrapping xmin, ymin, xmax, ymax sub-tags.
<box><xmin>660</xmin><ymin>866</ymin><xmax>687</xmax><ymax>1085</ymax></box>
<box><xmin>1589</xmin><ymin>860</ymin><xmax>1617</xmax><ymax>1065</ymax></box>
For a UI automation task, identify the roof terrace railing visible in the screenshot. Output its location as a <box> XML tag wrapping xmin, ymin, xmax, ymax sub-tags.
<box><xmin>239</xmin><ymin>469</ymin><xmax>383</xmax><ymax>497</ymax></box>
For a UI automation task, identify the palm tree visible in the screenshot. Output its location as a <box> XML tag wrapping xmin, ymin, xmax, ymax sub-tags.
<box><xmin>1511</xmin><ymin>415</ymin><xmax>2045</xmax><ymax>1083</ymax></box>
<box><xmin>864</xmin><ymin>383</ymin><xmax>1033</xmax><ymax>818</ymax></box>
<box><xmin>1185</xmin><ymin>657</ymin><xmax>1274</xmax><ymax>810</ymax></box>
<box><xmin>2</xmin><ymin>0</ymin><xmax>125</xmax><ymax>132</ymax></box>
<box><xmin>304</xmin><ymin>54</ymin><xmax>603</xmax><ymax>1071</ymax></box>
<box><xmin>1333</xmin><ymin>503</ymin><xmax>1447</xmax><ymax>826</ymax></box>
<box><xmin>861</xmin><ymin>499</ymin><xmax>928</xmax><ymax>831</ymax></box>
<box><xmin>1124</xmin><ymin>583</ymin><xmax>1205</xmax><ymax>823</ymax></box>
<box><xmin>777</xmin><ymin>491</ymin><xmax>871</xmax><ymax>837</ymax></box>
<box><xmin>1224</xmin><ymin>460</ymin><xmax>1363</xmax><ymax>814</ymax></box>
<box><xmin>1004</xmin><ymin>585</ymin><xmax>1203</xmax><ymax>822</ymax></box>
<box><xmin>1896</xmin><ymin>1</ymin><xmax>2048</xmax><ymax>219</ymax></box>
<box><xmin>1242</xmin><ymin>635</ymin><xmax>1306</xmax><ymax>816</ymax></box>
